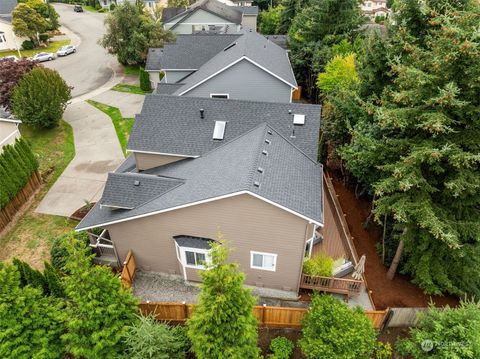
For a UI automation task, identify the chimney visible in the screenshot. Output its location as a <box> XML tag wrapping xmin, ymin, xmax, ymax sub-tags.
<box><xmin>200</xmin><ymin>109</ymin><xmax>205</xmax><ymax>119</ymax></box>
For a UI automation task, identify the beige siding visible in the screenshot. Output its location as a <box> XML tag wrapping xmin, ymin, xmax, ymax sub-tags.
<box><xmin>241</xmin><ymin>15</ymin><xmax>257</xmax><ymax>31</ymax></box>
<box><xmin>134</xmin><ymin>152</ymin><xmax>187</xmax><ymax>171</ymax></box>
<box><xmin>0</xmin><ymin>121</ymin><xmax>20</xmax><ymax>152</ymax></box>
<box><xmin>106</xmin><ymin>194</ymin><xmax>309</xmax><ymax>291</ymax></box>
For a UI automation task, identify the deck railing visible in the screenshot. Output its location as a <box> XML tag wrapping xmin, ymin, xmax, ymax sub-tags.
<box><xmin>88</xmin><ymin>229</ymin><xmax>120</xmax><ymax>267</ymax></box>
<box><xmin>300</xmin><ymin>274</ymin><xmax>363</xmax><ymax>297</ymax></box>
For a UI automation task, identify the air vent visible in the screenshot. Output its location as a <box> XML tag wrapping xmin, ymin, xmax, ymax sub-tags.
<box><xmin>253</xmin><ymin>181</ymin><xmax>260</xmax><ymax>187</ymax></box>
<box><xmin>293</xmin><ymin>114</ymin><xmax>305</xmax><ymax>125</ymax></box>
<box><xmin>262</xmin><ymin>150</ymin><xmax>268</xmax><ymax>156</ymax></box>
<box><xmin>265</xmin><ymin>139</ymin><xmax>271</xmax><ymax>144</ymax></box>
<box><xmin>257</xmin><ymin>167</ymin><xmax>264</xmax><ymax>173</ymax></box>
<box><xmin>267</xmin><ymin>130</ymin><xmax>273</xmax><ymax>135</ymax></box>
<box><xmin>213</xmin><ymin>121</ymin><xmax>226</xmax><ymax>140</ymax></box>
<box><xmin>134</xmin><ymin>180</ymin><xmax>140</xmax><ymax>186</ymax></box>
<box><xmin>223</xmin><ymin>42</ymin><xmax>237</xmax><ymax>51</ymax></box>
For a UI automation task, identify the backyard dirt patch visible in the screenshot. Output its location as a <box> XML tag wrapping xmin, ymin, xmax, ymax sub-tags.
<box><xmin>329</xmin><ymin>172</ymin><xmax>458</xmax><ymax>310</ymax></box>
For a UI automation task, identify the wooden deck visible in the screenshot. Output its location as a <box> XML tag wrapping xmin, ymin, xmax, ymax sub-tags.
<box><xmin>299</xmin><ymin>274</ymin><xmax>363</xmax><ymax>298</ymax></box>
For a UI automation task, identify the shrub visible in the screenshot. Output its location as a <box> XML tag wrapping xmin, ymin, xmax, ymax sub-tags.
<box><xmin>12</xmin><ymin>258</ymin><xmax>47</xmax><ymax>293</ymax></box>
<box><xmin>303</xmin><ymin>253</ymin><xmax>334</xmax><ymax>277</ymax></box>
<box><xmin>397</xmin><ymin>300</ymin><xmax>480</xmax><ymax>358</ymax></box>
<box><xmin>50</xmin><ymin>231</ymin><xmax>90</xmax><ymax>272</ymax></box>
<box><xmin>21</xmin><ymin>40</ymin><xmax>34</xmax><ymax>50</ymax></box>
<box><xmin>109</xmin><ymin>2</ymin><xmax>116</xmax><ymax>10</ymax></box>
<box><xmin>268</xmin><ymin>336</ymin><xmax>294</xmax><ymax>359</ymax></box>
<box><xmin>11</xmin><ymin>67</ymin><xmax>71</xmax><ymax>128</ymax></box>
<box><xmin>139</xmin><ymin>67</ymin><xmax>151</xmax><ymax>92</ymax></box>
<box><xmin>124</xmin><ymin>315</ymin><xmax>189</xmax><ymax>359</ymax></box>
<box><xmin>299</xmin><ymin>294</ymin><xmax>376</xmax><ymax>359</ymax></box>
<box><xmin>39</xmin><ymin>33</ymin><xmax>49</xmax><ymax>42</ymax></box>
<box><xmin>374</xmin><ymin>341</ymin><xmax>392</xmax><ymax>359</ymax></box>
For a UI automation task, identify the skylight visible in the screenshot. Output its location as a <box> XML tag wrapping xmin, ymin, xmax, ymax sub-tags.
<box><xmin>213</xmin><ymin>121</ymin><xmax>227</xmax><ymax>140</ymax></box>
<box><xmin>293</xmin><ymin>114</ymin><xmax>305</xmax><ymax>125</ymax></box>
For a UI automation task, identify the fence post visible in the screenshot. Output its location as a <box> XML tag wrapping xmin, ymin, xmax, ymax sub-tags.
<box><xmin>261</xmin><ymin>304</ymin><xmax>267</xmax><ymax>327</ymax></box>
<box><xmin>182</xmin><ymin>301</ymin><xmax>188</xmax><ymax>321</ymax></box>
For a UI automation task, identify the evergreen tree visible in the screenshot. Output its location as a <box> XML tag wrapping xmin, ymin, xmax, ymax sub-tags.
<box><xmin>43</xmin><ymin>262</ymin><xmax>64</xmax><ymax>298</ymax></box>
<box><xmin>341</xmin><ymin>1</ymin><xmax>480</xmax><ymax>295</ymax></box>
<box><xmin>0</xmin><ymin>262</ymin><xmax>64</xmax><ymax>359</ymax></box>
<box><xmin>61</xmin><ymin>233</ymin><xmax>138</xmax><ymax>358</ymax></box>
<box><xmin>187</xmin><ymin>238</ymin><xmax>260</xmax><ymax>359</ymax></box>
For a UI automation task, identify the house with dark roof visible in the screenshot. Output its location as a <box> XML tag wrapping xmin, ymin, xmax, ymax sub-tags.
<box><xmin>0</xmin><ymin>0</ymin><xmax>25</xmax><ymax>53</ymax></box>
<box><xmin>76</xmin><ymin>95</ymin><xmax>366</xmax><ymax>299</ymax></box>
<box><xmin>162</xmin><ymin>0</ymin><xmax>258</xmax><ymax>34</ymax></box>
<box><xmin>146</xmin><ymin>31</ymin><xmax>298</xmax><ymax>103</ymax></box>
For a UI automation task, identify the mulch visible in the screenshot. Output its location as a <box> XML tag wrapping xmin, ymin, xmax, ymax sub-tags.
<box><xmin>329</xmin><ymin>172</ymin><xmax>458</xmax><ymax>310</ymax></box>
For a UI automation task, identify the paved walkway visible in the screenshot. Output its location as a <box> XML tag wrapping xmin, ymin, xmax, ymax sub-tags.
<box><xmin>92</xmin><ymin>90</ymin><xmax>145</xmax><ymax>118</ymax></box>
<box><xmin>36</xmin><ymin>102</ymin><xmax>125</xmax><ymax>217</ymax></box>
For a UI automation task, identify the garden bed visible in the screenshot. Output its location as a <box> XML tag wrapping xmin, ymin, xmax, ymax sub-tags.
<box><xmin>329</xmin><ymin>172</ymin><xmax>458</xmax><ymax>309</ymax></box>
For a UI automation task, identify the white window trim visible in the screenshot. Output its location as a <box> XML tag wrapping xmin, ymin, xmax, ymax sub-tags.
<box><xmin>250</xmin><ymin>251</ymin><xmax>277</xmax><ymax>272</ymax></box>
<box><xmin>175</xmin><ymin>243</ymin><xmax>211</xmax><ymax>270</ymax></box>
<box><xmin>210</xmin><ymin>93</ymin><xmax>230</xmax><ymax>99</ymax></box>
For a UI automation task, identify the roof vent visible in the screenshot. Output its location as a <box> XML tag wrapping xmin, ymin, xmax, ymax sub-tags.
<box><xmin>288</xmin><ymin>109</ymin><xmax>292</xmax><ymax>115</ymax></box>
<box><xmin>257</xmin><ymin>167</ymin><xmax>264</xmax><ymax>173</ymax></box>
<box><xmin>262</xmin><ymin>150</ymin><xmax>268</xmax><ymax>156</ymax></box>
<box><xmin>293</xmin><ymin>114</ymin><xmax>305</xmax><ymax>125</ymax></box>
<box><xmin>134</xmin><ymin>180</ymin><xmax>140</xmax><ymax>186</ymax></box>
<box><xmin>291</xmin><ymin>127</ymin><xmax>296</xmax><ymax>138</ymax></box>
<box><xmin>223</xmin><ymin>42</ymin><xmax>237</xmax><ymax>51</ymax></box>
<box><xmin>253</xmin><ymin>181</ymin><xmax>260</xmax><ymax>187</ymax></box>
<box><xmin>265</xmin><ymin>139</ymin><xmax>271</xmax><ymax>144</ymax></box>
<box><xmin>267</xmin><ymin>130</ymin><xmax>273</xmax><ymax>135</ymax></box>
<box><xmin>200</xmin><ymin>109</ymin><xmax>205</xmax><ymax>119</ymax></box>
<box><xmin>213</xmin><ymin>121</ymin><xmax>226</xmax><ymax>140</ymax></box>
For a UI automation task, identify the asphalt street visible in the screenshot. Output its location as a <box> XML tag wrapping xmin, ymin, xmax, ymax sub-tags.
<box><xmin>44</xmin><ymin>4</ymin><xmax>116</xmax><ymax>97</ymax></box>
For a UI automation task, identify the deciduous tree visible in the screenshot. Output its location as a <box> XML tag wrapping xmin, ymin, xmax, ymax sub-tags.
<box><xmin>0</xmin><ymin>59</ymin><xmax>38</xmax><ymax>110</ymax></box>
<box><xmin>12</xmin><ymin>3</ymin><xmax>49</xmax><ymax>45</ymax></box>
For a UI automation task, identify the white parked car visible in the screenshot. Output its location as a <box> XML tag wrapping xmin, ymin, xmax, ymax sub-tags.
<box><xmin>30</xmin><ymin>52</ymin><xmax>55</xmax><ymax>62</ymax></box>
<box><xmin>57</xmin><ymin>45</ymin><xmax>76</xmax><ymax>57</ymax></box>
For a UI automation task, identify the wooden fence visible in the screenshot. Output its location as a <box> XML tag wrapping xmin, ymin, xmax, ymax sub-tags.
<box><xmin>292</xmin><ymin>86</ymin><xmax>302</xmax><ymax>101</ymax></box>
<box><xmin>385</xmin><ymin>307</ymin><xmax>427</xmax><ymax>328</ymax></box>
<box><xmin>0</xmin><ymin>171</ymin><xmax>41</xmax><ymax>231</ymax></box>
<box><xmin>121</xmin><ymin>250</ymin><xmax>136</xmax><ymax>288</ymax></box>
<box><xmin>139</xmin><ymin>301</ymin><xmax>388</xmax><ymax>330</ymax></box>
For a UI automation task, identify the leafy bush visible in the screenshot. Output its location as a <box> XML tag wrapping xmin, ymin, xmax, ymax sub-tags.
<box><xmin>12</xmin><ymin>258</ymin><xmax>47</xmax><ymax>292</ymax></box>
<box><xmin>21</xmin><ymin>39</ymin><xmax>35</xmax><ymax>50</ymax></box>
<box><xmin>39</xmin><ymin>33</ymin><xmax>49</xmax><ymax>42</ymax></box>
<box><xmin>299</xmin><ymin>294</ymin><xmax>376</xmax><ymax>358</ymax></box>
<box><xmin>268</xmin><ymin>336</ymin><xmax>294</xmax><ymax>359</ymax></box>
<box><xmin>397</xmin><ymin>300</ymin><xmax>480</xmax><ymax>358</ymax></box>
<box><xmin>303</xmin><ymin>253</ymin><xmax>334</xmax><ymax>277</ymax></box>
<box><xmin>109</xmin><ymin>2</ymin><xmax>116</xmax><ymax>10</ymax></box>
<box><xmin>139</xmin><ymin>67</ymin><xmax>151</xmax><ymax>92</ymax></box>
<box><xmin>374</xmin><ymin>341</ymin><xmax>392</xmax><ymax>359</ymax></box>
<box><xmin>124</xmin><ymin>315</ymin><xmax>189</xmax><ymax>359</ymax></box>
<box><xmin>50</xmin><ymin>231</ymin><xmax>90</xmax><ymax>272</ymax></box>
<box><xmin>11</xmin><ymin>67</ymin><xmax>71</xmax><ymax>128</ymax></box>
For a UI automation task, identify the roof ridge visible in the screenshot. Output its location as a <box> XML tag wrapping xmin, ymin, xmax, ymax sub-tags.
<box><xmin>245</xmin><ymin>123</ymin><xmax>270</xmax><ymax>190</ymax></box>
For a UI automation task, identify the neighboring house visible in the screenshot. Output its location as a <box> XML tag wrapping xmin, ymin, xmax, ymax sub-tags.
<box><xmin>162</xmin><ymin>0</ymin><xmax>258</xmax><ymax>34</ymax></box>
<box><xmin>361</xmin><ymin>0</ymin><xmax>390</xmax><ymax>21</ymax></box>
<box><xmin>0</xmin><ymin>0</ymin><xmax>24</xmax><ymax>53</ymax></box>
<box><xmin>77</xmin><ymin>95</ymin><xmax>324</xmax><ymax>293</ymax></box>
<box><xmin>0</xmin><ymin>109</ymin><xmax>21</xmax><ymax>152</ymax></box>
<box><xmin>146</xmin><ymin>31</ymin><xmax>298</xmax><ymax>103</ymax></box>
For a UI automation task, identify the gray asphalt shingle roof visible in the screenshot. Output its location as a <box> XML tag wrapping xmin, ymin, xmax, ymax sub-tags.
<box><xmin>146</xmin><ymin>34</ymin><xmax>241</xmax><ymax>71</ymax></box>
<box><xmin>77</xmin><ymin>123</ymin><xmax>323</xmax><ymax>230</ymax></box>
<box><xmin>0</xmin><ymin>0</ymin><xmax>16</xmax><ymax>15</ymax></box>
<box><xmin>174</xmin><ymin>235</ymin><xmax>214</xmax><ymax>249</ymax></box>
<box><xmin>100</xmin><ymin>172</ymin><xmax>183</xmax><ymax>209</ymax></box>
<box><xmin>154</xmin><ymin>83</ymin><xmax>185</xmax><ymax>95</ymax></box>
<box><xmin>128</xmin><ymin>95</ymin><xmax>321</xmax><ymax>160</ymax></box>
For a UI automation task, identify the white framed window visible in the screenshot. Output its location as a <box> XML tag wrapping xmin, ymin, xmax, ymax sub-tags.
<box><xmin>210</xmin><ymin>93</ymin><xmax>229</xmax><ymax>99</ymax></box>
<box><xmin>175</xmin><ymin>243</ymin><xmax>210</xmax><ymax>269</ymax></box>
<box><xmin>250</xmin><ymin>251</ymin><xmax>277</xmax><ymax>271</ymax></box>
<box><xmin>305</xmin><ymin>238</ymin><xmax>313</xmax><ymax>258</ymax></box>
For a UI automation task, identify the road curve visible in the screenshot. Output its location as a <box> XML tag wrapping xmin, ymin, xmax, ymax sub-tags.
<box><xmin>44</xmin><ymin>3</ymin><xmax>117</xmax><ymax>98</ymax></box>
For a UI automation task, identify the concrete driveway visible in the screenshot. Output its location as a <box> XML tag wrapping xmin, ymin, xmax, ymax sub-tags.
<box><xmin>36</xmin><ymin>5</ymin><xmax>127</xmax><ymax>217</ymax></box>
<box><xmin>92</xmin><ymin>90</ymin><xmax>145</xmax><ymax>118</ymax></box>
<box><xmin>44</xmin><ymin>4</ymin><xmax>118</xmax><ymax>98</ymax></box>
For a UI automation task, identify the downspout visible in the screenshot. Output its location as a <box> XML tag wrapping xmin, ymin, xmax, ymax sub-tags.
<box><xmin>295</xmin><ymin>221</ymin><xmax>312</xmax><ymax>296</ymax></box>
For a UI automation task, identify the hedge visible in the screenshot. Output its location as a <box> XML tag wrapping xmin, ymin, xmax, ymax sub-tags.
<box><xmin>0</xmin><ymin>138</ymin><xmax>38</xmax><ymax>209</ymax></box>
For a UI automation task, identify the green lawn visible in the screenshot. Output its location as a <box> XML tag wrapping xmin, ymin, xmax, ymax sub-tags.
<box><xmin>111</xmin><ymin>83</ymin><xmax>151</xmax><ymax>95</ymax></box>
<box><xmin>82</xmin><ymin>5</ymin><xmax>99</xmax><ymax>12</ymax></box>
<box><xmin>87</xmin><ymin>100</ymin><xmax>134</xmax><ymax>155</ymax></box>
<box><xmin>0</xmin><ymin>40</ymin><xmax>71</xmax><ymax>59</ymax></box>
<box><xmin>123</xmin><ymin>65</ymin><xmax>141</xmax><ymax>76</ymax></box>
<box><xmin>0</xmin><ymin>120</ymin><xmax>77</xmax><ymax>270</ymax></box>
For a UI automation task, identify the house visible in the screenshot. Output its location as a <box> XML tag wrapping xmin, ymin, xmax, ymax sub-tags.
<box><xmin>0</xmin><ymin>109</ymin><xmax>21</xmax><ymax>152</ymax></box>
<box><xmin>162</xmin><ymin>0</ymin><xmax>258</xmax><ymax>34</ymax></box>
<box><xmin>0</xmin><ymin>0</ymin><xmax>24</xmax><ymax>53</ymax></box>
<box><xmin>76</xmin><ymin>95</ymin><xmax>327</xmax><ymax>293</ymax></box>
<box><xmin>146</xmin><ymin>31</ymin><xmax>298</xmax><ymax>103</ymax></box>
<box><xmin>361</xmin><ymin>0</ymin><xmax>390</xmax><ymax>21</ymax></box>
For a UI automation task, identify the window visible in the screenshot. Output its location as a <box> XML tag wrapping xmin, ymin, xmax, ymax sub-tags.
<box><xmin>210</xmin><ymin>93</ymin><xmax>229</xmax><ymax>99</ymax></box>
<box><xmin>305</xmin><ymin>238</ymin><xmax>313</xmax><ymax>258</ymax></box>
<box><xmin>185</xmin><ymin>251</ymin><xmax>206</xmax><ymax>266</ymax></box>
<box><xmin>250</xmin><ymin>251</ymin><xmax>277</xmax><ymax>271</ymax></box>
<box><xmin>175</xmin><ymin>243</ymin><xmax>210</xmax><ymax>269</ymax></box>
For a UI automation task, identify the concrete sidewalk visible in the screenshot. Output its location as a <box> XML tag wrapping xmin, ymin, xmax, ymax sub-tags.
<box><xmin>92</xmin><ymin>90</ymin><xmax>145</xmax><ymax>118</ymax></box>
<box><xmin>36</xmin><ymin>102</ymin><xmax>125</xmax><ymax>217</ymax></box>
